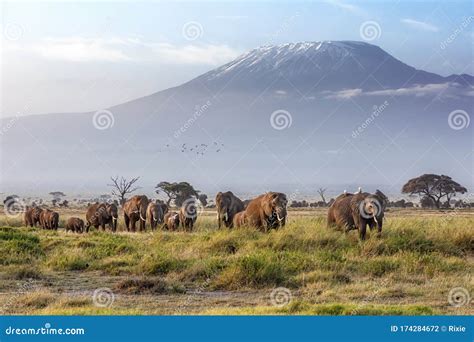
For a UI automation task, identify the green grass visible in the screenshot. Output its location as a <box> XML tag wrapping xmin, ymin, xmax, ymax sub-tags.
<box><xmin>0</xmin><ymin>210</ymin><xmax>472</xmax><ymax>315</ymax></box>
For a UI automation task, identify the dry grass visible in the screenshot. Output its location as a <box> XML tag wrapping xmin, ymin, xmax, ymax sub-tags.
<box><xmin>0</xmin><ymin>207</ymin><xmax>472</xmax><ymax>315</ymax></box>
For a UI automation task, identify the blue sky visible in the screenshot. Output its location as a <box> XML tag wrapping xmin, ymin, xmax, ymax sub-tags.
<box><xmin>2</xmin><ymin>0</ymin><xmax>473</xmax><ymax>115</ymax></box>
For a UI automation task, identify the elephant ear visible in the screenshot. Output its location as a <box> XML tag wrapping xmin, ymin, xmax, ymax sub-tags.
<box><xmin>375</xmin><ymin>189</ymin><xmax>388</xmax><ymax>208</ymax></box>
<box><xmin>265</xmin><ymin>193</ymin><xmax>279</xmax><ymax>214</ymax></box>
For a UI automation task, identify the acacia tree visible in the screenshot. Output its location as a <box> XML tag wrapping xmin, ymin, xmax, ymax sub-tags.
<box><xmin>49</xmin><ymin>191</ymin><xmax>66</xmax><ymax>206</ymax></box>
<box><xmin>108</xmin><ymin>176</ymin><xmax>141</xmax><ymax>205</ymax></box>
<box><xmin>155</xmin><ymin>181</ymin><xmax>203</xmax><ymax>207</ymax></box>
<box><xmin>401</xmin><ymin>174</ymin><xmax>467</xmax><ymax>209</ymax></box>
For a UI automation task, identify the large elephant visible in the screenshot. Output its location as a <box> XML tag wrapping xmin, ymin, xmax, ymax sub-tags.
<box><xmin>24</xmin><ymin>206</ymin><xmax>43</xmax><ymax>227</ymax></box>
<box><xmin>85</xmin><ymin>202</ymin><xmax>118</xmax><ymax>232</ymax></box>
<box><xmin>66</xmin><ymin>217</ymin><xmax>84</xmax><ymax>233</ymax></box>
<box><xmin>241</xmin><ymin>192</ymin><xmax>287</xmax><ymax>231</ymax></box>
<box><xmin>327</xmin><ymin>190</ymin><xmax>388</xmax><ymax>240</ymax></box>
<box><xmin>147</xmin><ymin>202</ymin><xmax>164</xmax><ymax>230</ymax></box>
<box><xmin>179</xmin><ymin>199</ymin><xmax>198</xmax><ymax>231</ymax></box>
<box><xmin>163</xmin><ymin>211</ymin><xmax>180</xmax><ymax>231</ymax></box>
<box><xmin>39</xmin><ymin>209</ymin><xmax>59</xmax><ymax>230</ymax></box>
<box><xmin>123</xmin><ymin>195</ymin><xmax>149</xmax><ymax>232</ymax></box>
<box><xmin>215</xmin><ymin>191</ymin><xmax>245</xmax><ymax>228</ymax></box>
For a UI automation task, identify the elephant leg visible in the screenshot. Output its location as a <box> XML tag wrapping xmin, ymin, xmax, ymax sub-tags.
<box><xmin>377</xmin><ymin>220</ymin><xmax>383</xmax><ymax>237</ymax></box>
<box><xmin>359</xmin><ymin>220</ymin><xmax>367</xmax><ymax>240</ymax></box>
<box><xmin>368</xmin><ymin>220</ymin><xmax>376</xmax><ymax>231</ymax></box>
<box><xmin>131</xmin><ymin>218</ymin><xmax>136</xmax><ymax>232</ymax></box>
<box><xmin>124</xmin><ymin>215</ymin><xmax>130</xmax><ymax>232</ymax></box>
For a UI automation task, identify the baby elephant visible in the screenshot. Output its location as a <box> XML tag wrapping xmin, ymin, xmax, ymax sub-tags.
<box><xmin>163</xmin><ymin>212</ymin><xmax>180</xmax><ymax>231</ymax></box>
<box><xmin>66</xmin><ymin>217</ymin><xmax>85</xmax><ymax>233</ymax></box>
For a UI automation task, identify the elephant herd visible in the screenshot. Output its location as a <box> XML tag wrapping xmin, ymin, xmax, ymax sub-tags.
<box><xmin>22</xmin><ymin>189</ymin><xmax>388</xmax><ymax>240</ymax></box>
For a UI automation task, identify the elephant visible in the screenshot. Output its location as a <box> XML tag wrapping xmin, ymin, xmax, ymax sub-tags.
<box><xmin>232</xmin><ymin>211</ymin><xmax>247</xmax><ymax>228</ymax></box>
<box><xmin>179</xmin><ymin>199</ymin><xmax>198</xmax><ymax>231</ymax></box>
<box><xmin>215</xmin><ymin>191</ymin><xmax>245</xmax><ymax>228</ymax></box>
<box><xmin>157</xmin><ymin>202</ymin><xmax>169</xmax><ymax>219</ymax></box>
<box><xmin>123</xmin><ymin>195</ymin><xmax>149</xmax><ymax>232</ymax></box>
<box><xmin>327</xmin><ymin>190</ymin><xmax>388</xmax><ymax>240</ymax></box>
<box><xmin>147</xmin><ymin>202</ymin><xmax>164</xmax><ymax>230</ymax></box>
<box><xmin>241</xmin><ymin>192</ymin><xmax>288</xmax><ymax>231</ymax></box>
<box><xmin>85</xmin><ymin>202</ymin><xmax>118</xmax><ymax>232</ymax></box>
<box><xmin>163</xmin><ymin>211</ymin><xmax>180</xmax><ymax>231</ymax></box>
<box><xmin>66</xmin><ymin>217</ymin><xmax>84</xmax><ymax>233</ymax></box>
<box><xmin>24</xmin><ymin>206</ymin><xmax>43</xmax><ymax>227</ymax></box>
<box><xmin>39</xmin><ymin>209</ymin><xmax>59</xmax><ymax>230</ymax></box>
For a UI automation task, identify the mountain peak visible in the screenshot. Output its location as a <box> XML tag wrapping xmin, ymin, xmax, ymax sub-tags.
<box><xmin>193</xmin><ymin>40</ymin><xmax>444</xmax><ymax>92</ymax></box>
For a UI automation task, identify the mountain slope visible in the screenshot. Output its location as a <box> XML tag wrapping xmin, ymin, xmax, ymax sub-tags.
<box><xmin>1</xmin><ymin>41</ymin><xmax>472</xmax><ymax>194</ymax></box>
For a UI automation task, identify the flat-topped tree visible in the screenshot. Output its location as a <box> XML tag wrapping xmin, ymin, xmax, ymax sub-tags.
<box><xmin>402</xmin><ymin>174</ymin><xmax>467</xmax><ymax>209</ymax></box>
<box><xmin>49</xmin><ymin>191</ymin><xmax>66</xmax><ymax>206</ymax></box>
<box><xmin>155</xmin><ymin>181</ymin><xmax>202</xmax><ymax>207</ymax></box>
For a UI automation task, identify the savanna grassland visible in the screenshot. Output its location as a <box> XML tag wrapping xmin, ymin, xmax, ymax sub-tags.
<box><xmin>0</xmin><ymin>207</ymin><xmax>472</xmax><ymax>315</ymax></box>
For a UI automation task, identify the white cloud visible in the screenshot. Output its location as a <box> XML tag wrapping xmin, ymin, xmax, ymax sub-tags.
<box><xmin>401</xmin><ymin>18</ymin><xmax>439</xmax><ymax>32</ymax></box>
<box><xmin>323</xmin><ymin>83</ymin><xmax>473</xmax><ymax>99</ymax></box>
<box><xmin>323</xmin><ymin>88</ymin><xmax>363</xmax><ymax>99</ymax></box>
<box><xmin>149</xmin><ymin>43</ymin><xmax>240</xmax><ymax>65</ymax></box>
<box><xmin>324</xmin><ymin>0</ymin><xmax>367</xmax><ymax>16</ymax></box>
<box><xmin>8</xmin><ymin>37</ymin><xmax>131</xmax><ymax>62</ymax></box>
<box><xmin>5</xmin><ymin>36</ymin><xmax>241</xmax><ymax>65</ymax></box>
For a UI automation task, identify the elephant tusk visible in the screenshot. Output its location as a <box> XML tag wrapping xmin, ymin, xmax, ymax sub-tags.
<box><xmin>276</xmin><ymin>213</ymin><xmax>284</xmax><ymax>222</ymax></box>
<box><xmin>373</xmin><ymin>215</ymin><xmax>378</xmax><ymax>224</ymax></box>
<box><xmin>154</xmin><ymin>217</ymin><xmax>158</xmax><ymax>222</ymax></box>
<box><xmin>140</xmin><ymin>214</ymin><xmax>146</xmax><ymax>222</ymax></box>
<box><xmin>223</xmin><ymin>212</ymin><xmax>228</xmax><ymax>221</ymax></box>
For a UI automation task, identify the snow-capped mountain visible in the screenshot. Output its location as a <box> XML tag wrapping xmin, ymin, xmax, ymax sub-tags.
<box><xmin>189</xmin><ymin>41</ymin><xmax>470</xmax><ymax>92</ymax></box>
<box><xmin>1</xmin><ymin>41</ymin><xmax>472</xmax><ymax>195</ymax></box>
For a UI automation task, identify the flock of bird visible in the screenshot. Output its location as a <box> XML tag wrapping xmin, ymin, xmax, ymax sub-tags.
<box><xmin>160</xmin><ymin>141</ymin><xmax>225</xmax><ymax>156</ymax></box>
